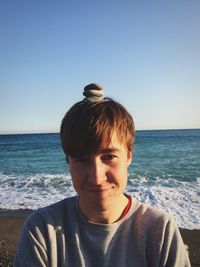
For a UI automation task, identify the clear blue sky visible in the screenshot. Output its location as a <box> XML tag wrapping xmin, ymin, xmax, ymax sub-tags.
<box><xmin>0</xmin><ymin>0</ymin><xmax>200</xmax><ymax>134</ymax></box>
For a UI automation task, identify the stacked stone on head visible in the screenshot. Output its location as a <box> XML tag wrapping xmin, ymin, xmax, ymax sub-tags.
<box><xmin>83</xmin><ymin>83</ymin><xmax>104</xmax><ymax>102</ymax></box>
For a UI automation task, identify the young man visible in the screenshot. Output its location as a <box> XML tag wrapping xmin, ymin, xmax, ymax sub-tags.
<box><xmin>14</xmin><ymin>84</ymin><xmax>191</xmax><ymax>266</ymax></box>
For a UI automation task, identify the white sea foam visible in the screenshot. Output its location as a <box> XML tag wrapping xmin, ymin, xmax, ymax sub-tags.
<box><xmin>126</xmin><ymin>175</ymin><xmax>200</xmax><ymax>229</ymax></box>
<box><xmin>0</xmin><ymin>172</ymin><xmax>199</xmax><ymax>229</ymax></box>
<box><xmin>0</xmin><ymin>173</ymin><xmax>76</xmax><ymax>210</ymax></box>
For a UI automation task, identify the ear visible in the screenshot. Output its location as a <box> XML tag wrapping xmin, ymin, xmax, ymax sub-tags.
<box><xmin>127</xmin><ymin>150</ymin><xmax>132</xmax><ymax>166</ymax></box>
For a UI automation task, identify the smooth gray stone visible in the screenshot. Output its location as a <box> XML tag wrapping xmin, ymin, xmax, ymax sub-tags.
<box><xmin>84</xmin><ymin>83</ymin><xmax>103</xmax><ymax>91</ymax></box>
<box><xmin>83</xmin><ymin>90</ymin><xmax>104</xmax><ymax>97</ymax></box>
<box><xmin>84</xmin><ymin>96</ymin><xmax>104</xmax><ymax>102</ymax></box>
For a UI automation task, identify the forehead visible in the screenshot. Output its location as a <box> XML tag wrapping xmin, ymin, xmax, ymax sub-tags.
<box><xmin>98</xmin><ymin>133</ymin><xmax>126</xmax><ymax>152</ymax></box>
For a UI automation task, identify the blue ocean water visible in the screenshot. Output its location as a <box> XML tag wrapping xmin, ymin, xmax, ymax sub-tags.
<box><xmin>0</xmin><ymin>129</ymin><xmax>199</xmax><ymax>229</ymax></box>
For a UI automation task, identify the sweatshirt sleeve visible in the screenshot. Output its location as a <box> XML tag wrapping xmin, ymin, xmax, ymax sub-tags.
<box><xmin>13</xmin><ymin>213</ymin><xmax>49</xmax><ymax>267</ymax></box>
<box><xmin>159</xmin><ymin>214</ymin><xmax>191</xmax><ymax>267</ymax></box>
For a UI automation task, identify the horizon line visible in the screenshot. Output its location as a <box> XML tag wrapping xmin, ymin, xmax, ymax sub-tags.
<box><xmin>0</xmin><ymin>127</ymin><xmax>200</xmax><ymax>135</ymax></box>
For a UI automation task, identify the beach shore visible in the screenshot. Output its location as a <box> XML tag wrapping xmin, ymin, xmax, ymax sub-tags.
<box><xmin>0</xmin><ymin>209</ymin><xmax>199</xmax><ymax>267</ymax></box>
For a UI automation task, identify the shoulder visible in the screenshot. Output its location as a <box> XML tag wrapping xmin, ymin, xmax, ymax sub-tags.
<box><xmin>25</xmin><ymin>196</ymin><xmax>78</xmax><ymax>229</ymax></box>
<box><xmin>132</xmin><ymin>198</ymin><xmax>174</xmax><ymax>226</ymax></box>
<box><xmin>126</xmin><ymin>199</ymin><xmax>190</xmax><ymax>266</ymax></box>
<box><xmin>129</xmin><ymin>198</ymin><xmax>179</xmax><ymax>240</ymax></box>
<box><xmin>129</xmin><ymin>198</ymin><xmax>182</xmax><ymax>245</ymax></box>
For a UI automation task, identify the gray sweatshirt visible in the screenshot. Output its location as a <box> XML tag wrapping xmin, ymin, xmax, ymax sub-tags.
<box><xmin>14</xmin><ymin>196</ymin><xmax>191</xmax><ymax>267</ymax></box>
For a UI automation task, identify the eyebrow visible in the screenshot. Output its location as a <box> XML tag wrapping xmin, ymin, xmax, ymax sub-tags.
<box><xmin>98</xmin><ymin>148</ymin><xmax>120</xmax><ymax>154</ymax></box>
<box><xmin>69</xmin><ymin>148</ymin><xmax>121</xmax><ymax>159</ymax></box>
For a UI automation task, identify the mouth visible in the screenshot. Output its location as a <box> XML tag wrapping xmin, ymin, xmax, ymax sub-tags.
<box><xmin>87</xmin><ymin>187</ymin><xmax>112</xmax><ymax>193</ymax></box>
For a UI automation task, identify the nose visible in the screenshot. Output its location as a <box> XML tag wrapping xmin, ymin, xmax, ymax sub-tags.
<box><xmin>87</xmin><ymin>158</ymin><xmax>107</xmax><ymax>185</ymax></box>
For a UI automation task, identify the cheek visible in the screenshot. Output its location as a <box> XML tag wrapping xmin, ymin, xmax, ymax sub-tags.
<box><xmin>70</xmin><ymin>164</ymin><xmax>82</xmax><ymax>177</ymax></box>
<box><xmin>70</xmin><ymin>168</ymin><xmax>81</xmax><ymax>187</ymax></box>
<box><xmin>110</xmin><ymin>164</ymin><xmax>128</xmax><ymax>181</ymax></box>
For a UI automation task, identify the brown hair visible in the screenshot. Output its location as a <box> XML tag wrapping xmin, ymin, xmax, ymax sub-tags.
<box><xmin>60</xmin><ymin>98</ymin><xmax>135</xmax><ymax>158</ymax></box>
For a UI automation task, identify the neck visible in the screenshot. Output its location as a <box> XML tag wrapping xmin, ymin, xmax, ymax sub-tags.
<box><xmin>79</xmin><ymin>194</ymin><xmax>128</xmax><ymax>224</ymax></box>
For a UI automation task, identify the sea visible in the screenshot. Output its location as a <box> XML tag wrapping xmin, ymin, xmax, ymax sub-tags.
<box><xmin>0</xmin><ymin>129</ymin><xmax>199</xmax><ymax>229</ymax></box>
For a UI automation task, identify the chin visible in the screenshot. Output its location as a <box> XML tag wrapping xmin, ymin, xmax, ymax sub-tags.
<box><xmin>90</xmin><ymin>195</ymin><xmax>115</xmax><ymax>210</ymax></box>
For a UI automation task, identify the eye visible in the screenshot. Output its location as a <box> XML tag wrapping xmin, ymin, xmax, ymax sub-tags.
<box><xmin>102</xmin><ymin>154</ymin><xmax>117</xmax><ymax>161</ymax></box>
<box><xmin>72</xmin><ymin>156</ymin><xmax>90</xmax><ymax>163</ymax></box>
<box><xmin>76</xmin><ymin>157</ymin><xmax>88</xmax><ymax>163</ymax></box>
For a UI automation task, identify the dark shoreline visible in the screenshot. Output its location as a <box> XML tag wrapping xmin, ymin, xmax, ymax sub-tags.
<box><xmin>0</xmin><ymin>209</ymin><xmax>199</xmax><ymax>266</ymax></box>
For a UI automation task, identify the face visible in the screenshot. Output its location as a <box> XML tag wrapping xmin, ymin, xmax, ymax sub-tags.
<box><xmin>68</xmin><ymin>134</ymin><xmax>132</xmax><ymax>217</ymax></box>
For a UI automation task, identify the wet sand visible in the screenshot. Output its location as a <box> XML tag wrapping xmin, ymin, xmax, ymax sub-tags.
<box><xmin>0</xmin><ymin>209</ymin><xmax>199</xmax><ymax>266</ymax></box>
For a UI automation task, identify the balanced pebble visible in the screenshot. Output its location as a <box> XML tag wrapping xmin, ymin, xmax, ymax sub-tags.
<box><xmin>85</xmin><ymin>96</ymin><xmax>104</xmax><ymax>102</ymax></box>
<box><xmin>83</xmin><ymin>89</ymin><xmax>104</xmax><ymax>98</ymax></box>
<box><xmin>84</xmin><ymin>83</ymin><xmax>103</xmax><ymax>92</ymax></box>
